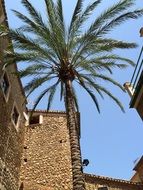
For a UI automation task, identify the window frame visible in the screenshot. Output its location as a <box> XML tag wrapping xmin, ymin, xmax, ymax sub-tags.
<box><xmin>0</xmin><ymin>70</ymin><xmax>11</xmax><ymax>102</ymax></box>
<box><xmin>29</xmin><ymin>114</ymin><xmax>43</xmax><ymax>125</ymax></box>
<box><xmin>11</xmin><ymin>103</ymin><xmax>21</xmax><ymax>131</ymax></box>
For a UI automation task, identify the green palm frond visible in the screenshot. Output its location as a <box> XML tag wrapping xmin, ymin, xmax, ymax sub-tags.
<box><xmin>18</xmin><ymin>64</ymin><xmax>50</xmax><ymax>78</ymax></box>
<box><xmin>69</xmin><ymin>0</ymin><xmax>84</xmax><ymax>35</ymax></box>
<box><xmin>44</xmin><ymin>0</ymin><xmax>66</xmax><ymax>52</ymax></box>
<box><xmin>24</xmin><ymin>74</ymin><xmax>54</xmax><ymax>96</ymax></box>
<box><xmin>94</xmin><ymin>84</ymin><xmax>125</xmax><ymax>112</ymax></box>
<box><xmin>21</xmin><ymin>0</ymin><xmax>45</xmax><ymax>26</ymax></box>
<box><xmin>89</xmin><ymin>73</ymin><xmax>125</xmax><ymax>91</ymax></box>
<box><xmin>75</xmin><ymin>71</ymin><xmax>100</xmax><ymax>112</ymax></box>
<box><xmin>31</xmin><ymin>82</ymin><xmax>59</xmax><ymax>113</ymax></box>
<box><xmin>79</xmin><ymin>74</ymin><xmax>104</xmax><ymax>99</ymax></box>
<box><xmin>70</xmin><ymin>37</ymin><xmax>137</xmax><ymax>67</ymax></box>
<box><xmin>44</xmin><ymin>0</ymin><xmax>56</xmax><ymax>28</ymax></box>
<box><xmin>68</xmin><ymin>0</ymin><xmax>101</xmax><ymax>46</ymax></box>
<box><xmin>12</xmin><ymin>10</ymin><xmax>47</xmax><ymax>34</ymax></box>
<box><xmin>96</xmin><ymin>9</ymin><xmax>143</xmax><ymax>36</ymax></box>
<box><xmin>80</xmin><ymin>73</ymin><xmax>124</xmax><ymax>112</ymax></box>
<box><xmin>88</xmin><ymin>0</ymin><xmax>135</xmax><ymax>34</ymax></box>
<box><xmin>56</xmin><ymin>0</ymin><xmax>65</xmax><ymax>36</ymax></box>
<box><xmin>47</xmin><ymin>80</ymin><xmax>60</xmax><ymax>110</ymax></box>
<box><xmin>78</xmin><ymin>80</ymin><xmax>100</xmax><ymax>113</ymax></box>
<box><xmin>95</xmin><ymin>55</ymin><xmax>135</xmax><ymax>66</ymax></box>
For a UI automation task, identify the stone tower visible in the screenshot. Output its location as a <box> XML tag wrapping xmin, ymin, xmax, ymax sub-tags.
<box><xmin>20</xmin><ymin>110</ymin><xmax>73</xmax><ymax>190</ymax></box>
<box><xmin>0</xmin><ymin>0</ymin><xmax>26</xmax><ymax>189</ymax></box>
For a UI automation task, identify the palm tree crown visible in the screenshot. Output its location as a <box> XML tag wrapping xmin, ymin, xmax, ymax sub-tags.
<box><xmin>4</xmin><ymin>0</ymin><xmax>143</xmax><ymax>112</ymax></box>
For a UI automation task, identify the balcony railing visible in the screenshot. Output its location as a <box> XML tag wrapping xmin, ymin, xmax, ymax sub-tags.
<box><xmin>130</xmin><ymin>46</ymin><xmax>143</xmax><ymax>90</ymax></box>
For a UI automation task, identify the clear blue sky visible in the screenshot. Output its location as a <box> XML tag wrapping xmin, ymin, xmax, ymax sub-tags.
<box><xmin>5</xmin><ymin>0</ymin><xmax>143</xmax><ymax>180</ymax></box>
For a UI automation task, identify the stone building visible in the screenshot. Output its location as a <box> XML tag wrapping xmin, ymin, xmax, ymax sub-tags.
<box><xmin>85</xmin><ymin>173</ymin><xmax>143</xmax><ymax>190</ymax></box>
<box><xmin>1</xmin><ymin>0</ymin><xmax>143</xmax><ymax>190</ymax></box>
<box><xmin>19</xmin><ymin>110</ymin><xmax>143</xmax><ymax>190</ymax></box>
<box><xmin>19</xmin><ymin>110</ymin><xmax>73</xmax><ymax>190</ymax></box>
<box><xmin>0</xmin><ymin>0</ymin><xmax>26</xmax><ymax>189</ymax></box>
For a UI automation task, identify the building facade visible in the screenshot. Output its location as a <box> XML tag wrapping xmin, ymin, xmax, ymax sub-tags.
<box><xmin>0</xmin><ymin>0</ymin><xmax>26</xmax><ymax>189</ymax></box>
<box><xmin>19</xmin><ymin>110</ymin><xmax>73</xmax><ymax>190</ymax></box>
<box><xmin>124</xmin><ymin>33</ymin><xmax>143</xmax><ymax>120</ymax></box>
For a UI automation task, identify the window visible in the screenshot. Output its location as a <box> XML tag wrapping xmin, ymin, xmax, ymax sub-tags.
<box><xmin>29</xmin><ymin>115</ymin><xmax>43</xmax><ymax>125</ymax></box>
<box><xmin>29</xmin><ymin>115</ymin><xmax>39</xmax><ymax>125</ymax></box>
<box><xmin>11</xmin><ymin>105</ymin><xmax>20</xmax><ymax>130</ymax></box>
<box><xmin>0</xmin><ymin>71</ymin><xmax>10</xmax><ymax>101</ymax></box>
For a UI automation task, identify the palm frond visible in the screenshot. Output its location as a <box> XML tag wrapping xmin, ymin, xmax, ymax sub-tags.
<box><xmin>21</xmin><ymin>0</ymin><xmax>45</xmax><ymax>26</ymax></box>
<box><xmin>56</xmin><ymin>0</ymin><xmax>65</xmax><ymax>36</ymax></box>
<box><xmin>94</xmin><ymin>84</ymin><xmax>125</xmax><ymax>112</ymax></box>
<box><xmin>75</xmin><ymin>71</ymin><xmax>100</xmax><ymax>112</ymax></box>
<box><xmin>68</xmin><ymin>0</ymin><xmax>101</xmax><ymax>47</ymax></box>
<box><xmin>24</xmin><ymin>74</ymin><xmax>53</xmax><ymax>95</ymax></box>
<box><xmin>12</xmin><ymin>10</ymin><xmax>46</xmax><ymax>34</ymax></box>
<box><xmin>95</xmin><ymin>54</ymin><xmax>135</xmax><ymax>66</ymax></box>
<box><xmin>89</xmin><ymin>73</ymin><xmax>125</xmax><ymax>91</ymax></box>
<box><xmin>96</xmin><ymin>9</ymin><xmax>143</xmax><ymax>36</ymax></box>
<box><xmin>47</xmin><ymin>80</ymin><xmax>60</xmax><ymax>110</ymax></box>
<box><xmin>31</xmin><ymin>83</ymin><xmax>58</xmax><ymax>113</ymax></box>
<box><xmin>79</xmin><ymin>74</ymin><xmax>104</xmax><ymax>99</ymax></box>
<box><xmin>69</xmin><ymin>0</ymin><xmax>84</xmax><ymax>35</ymax></box>
<box><xmin>18</xmin><ymin>64</ymin><xmax>50</xmax><ymax>78</ymax></box>
<box><xmin>44</xmin><ymin>0</ymin><xmax>56</xmax><ymax>28</ymax></box>
<box><xmin>88</xmin><ymin>0</ymin><xmax>135</xmax><ymax>34</ymax></box>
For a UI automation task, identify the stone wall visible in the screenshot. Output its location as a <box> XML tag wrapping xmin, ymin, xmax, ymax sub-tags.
<box><xmin>85</xmin><ymin>174</ymin><xmax>143</xmax><ymax>190</ymax></box>
<box><xmin>0</xmin><ymin>0</ymin><xmax>26</xmax><ymax>189</ymax></box>
<box><xmin>131</xmin><ymin>172</ymin><xmax>141</xmax><ymax>183</ymax></box>
<box><xmin>131</xmin><ymin>156</ymin><xmax>143</xmax><ymax>183</ymax></box>
<box><xmin>20</xmin><ymin>111</ymin><xmax>73</xmax><ymax>190</ymax></box>
<box><xmin>85</xmin><ymin>182</ymin><xmax>139</xmax><ymax>190</ymax></box>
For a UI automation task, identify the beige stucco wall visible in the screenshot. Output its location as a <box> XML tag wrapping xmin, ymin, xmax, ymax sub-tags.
<box><xmin>20</xmin><ymin>112</ymin><xmax>73</xmax><ymax>190</ymax></box>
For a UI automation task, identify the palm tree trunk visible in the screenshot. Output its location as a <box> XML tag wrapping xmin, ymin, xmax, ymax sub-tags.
<box><xmin>65</xmin><ymin>79</ymin><xmax>85</xmax><ymax>190</ymax></box>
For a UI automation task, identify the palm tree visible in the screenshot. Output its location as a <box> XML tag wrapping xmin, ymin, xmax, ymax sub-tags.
<box><xmin>3</xmin><ymin>0</ymin><xmax>143</xmax><ymax>189</ymax></box>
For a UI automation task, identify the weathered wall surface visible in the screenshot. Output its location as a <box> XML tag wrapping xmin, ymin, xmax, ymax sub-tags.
<box><xmin>131</xmin><ymin>172</ymin><xmax>141</xmax><ymax>183</ymax></box>
<box><xmin>85</xmin><ymin>182</ymin><xmax>139</xmax><ymax>190</ymax></box>
<box><xmin>20</xmin><ymin>112</ymin><xmax>73</xmax><ymax>190</ymax></box>
<box><xmin>85</xmin><ymin>174</ymin><xmax>143</xmax><ymax>190</ymax></box>
<box><xmin>131</xmin><ymin>158</ymin><xmax>143</xmax><ymax>183</ymax></box>
<box><xmin>0</xmin><ymin>0</ymin><xmax>26</xmax><ymax>189</ymax></box>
